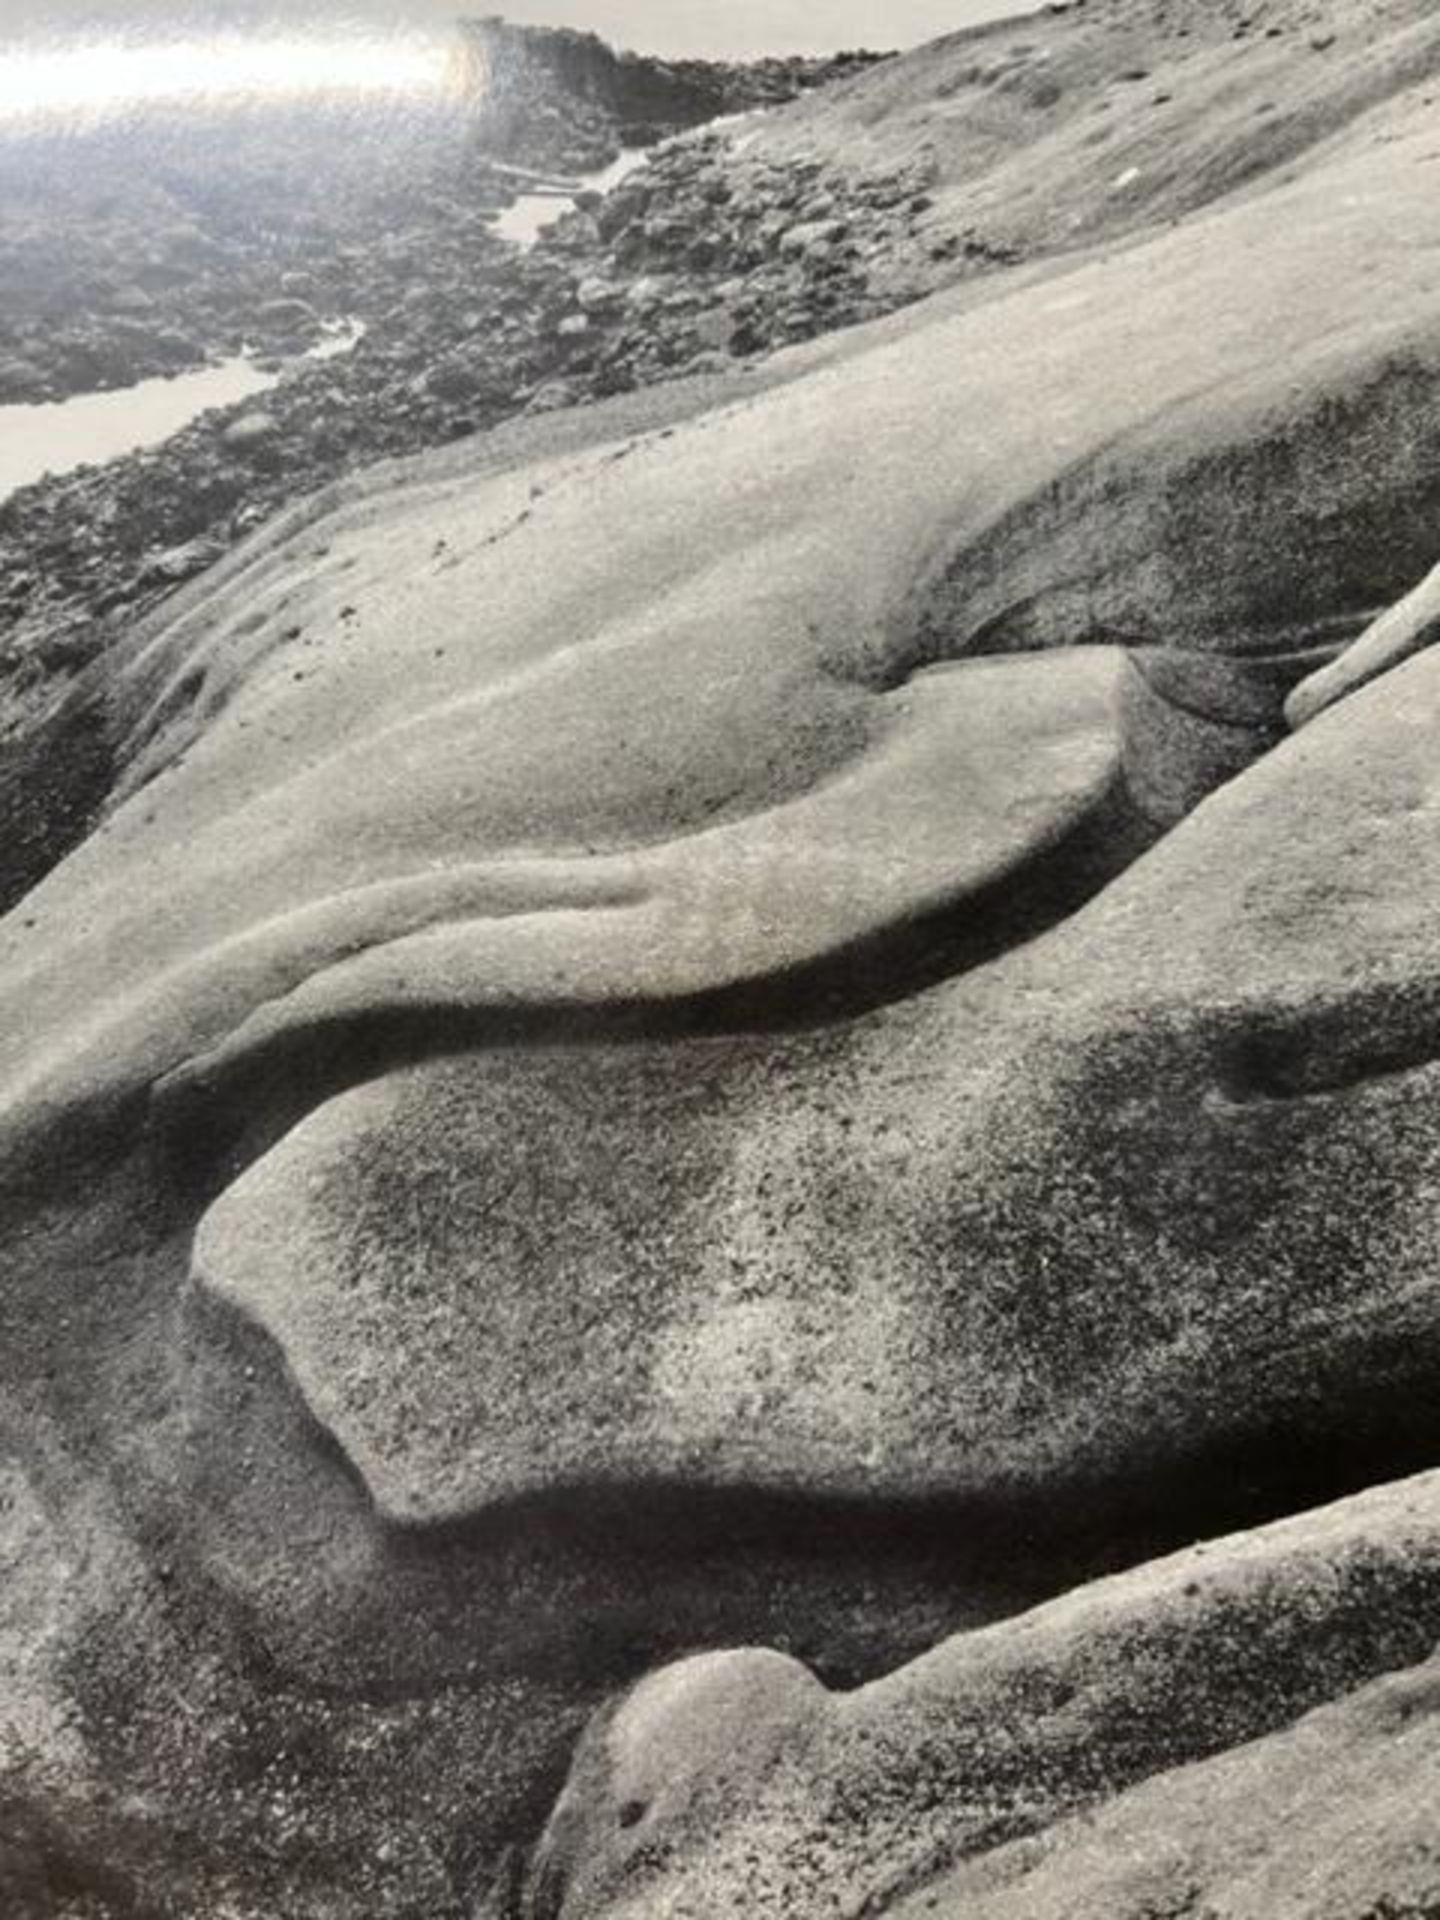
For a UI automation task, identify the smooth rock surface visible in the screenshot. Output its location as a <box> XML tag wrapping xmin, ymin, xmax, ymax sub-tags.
<box><xmin>190</xmin><ymin>640</ymin><xmax>1440</xmax><ymax>1533</ymax></box>
<box><xmin>5</xmin><ymin>66</ymin><xmax>1440</xmax><ymax>1163</ymax></box>
<box><xmin>1287</xmin><ymin>555</ymin><xmax>1440</xmax><ymax>728</ymax></box>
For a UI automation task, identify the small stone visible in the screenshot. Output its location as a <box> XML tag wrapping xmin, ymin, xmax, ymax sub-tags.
<box><xmin>221</xmin><ymin>411</ymin><xmax>280</xmax><ymax>454</ymax></box>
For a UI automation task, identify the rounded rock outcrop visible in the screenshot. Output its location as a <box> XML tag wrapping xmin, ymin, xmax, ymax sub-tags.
<box><xmin>526</xmin><ymin>1650</ymin><xmax>827</xmax><ymax>1919</ymax></box>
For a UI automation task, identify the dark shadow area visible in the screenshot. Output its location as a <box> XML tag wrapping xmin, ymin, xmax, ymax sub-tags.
<box><xmin>1212</xmin><ymin>978</ymin><xmax>1440</xmax><ymax>1104</ymax></box>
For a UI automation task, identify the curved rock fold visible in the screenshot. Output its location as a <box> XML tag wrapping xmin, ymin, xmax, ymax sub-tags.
<box><xmin>5</xmin><ymin>4</ymin><xmax>1440</xmax><ymax>1914</ymax></box>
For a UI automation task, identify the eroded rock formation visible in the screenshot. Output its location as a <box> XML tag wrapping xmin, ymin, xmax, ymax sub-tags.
<box><xmin>3</xmin><ymin>2</ymin><xmax>1440</xmax><ymax>1915</ymax></box>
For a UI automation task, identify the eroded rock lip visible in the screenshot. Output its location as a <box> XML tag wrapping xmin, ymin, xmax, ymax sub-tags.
<box><xmin>183</xmin><ymin>648</ymin><xmax>1440</xmax><ymax>1559</ymax></box>
<box><xmin>527</xmin><ymin>1470</ymin><xmax>1440</xmax><ymax>1917</ymax></box>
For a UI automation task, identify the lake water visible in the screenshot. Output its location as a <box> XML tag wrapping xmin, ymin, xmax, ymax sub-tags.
<box><xmin>0</xmin><ymin>132</ymin><xmax>650</xmax><ymax>505</ymax></box>
<box><xmin>0</xmin><ymin>323</ymin><xmax>362</xmax><ymax>505</ymax></box>
<box><xmin>0</xmin><ymin>0</ymin><xmax>1043</xmax><ymax>498</ymax></box>
<box><xmin>492</xmin><ymin>147</ymin><xmax>652</xmax><ymax>248</ymax></box>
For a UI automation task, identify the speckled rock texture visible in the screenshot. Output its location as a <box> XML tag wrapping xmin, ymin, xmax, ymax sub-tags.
<box><xmin>190</xmin><ymin>637</ymin><xmax>1440</xmax><ymax>1536</ymax></box>
<box><xmin>886</xmin><ymin>1648</ymin><xmax>1440</xmax><ymax>1920</ymax></box>
<box><xmin>4</xmin><ymin>3</ymin><xmax>1440</xmax><ymax>1915</ymax></box>
<box><xmin>529</xmin><ymin>1471</ymin><xmax>1440</xmax><ymax>1917</ymax></box>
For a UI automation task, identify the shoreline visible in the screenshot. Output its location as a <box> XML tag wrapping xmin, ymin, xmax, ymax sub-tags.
<box><xmin>0</xmin><ymin>112</ymin><xmax>946</xmax><ymax>765</ymax></box>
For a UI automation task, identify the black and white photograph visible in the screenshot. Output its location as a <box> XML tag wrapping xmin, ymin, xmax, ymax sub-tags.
<box><xmin>1</xmin><ymin>1</ymin><xmax>1438</xmax><ymax>1915</ymax></box>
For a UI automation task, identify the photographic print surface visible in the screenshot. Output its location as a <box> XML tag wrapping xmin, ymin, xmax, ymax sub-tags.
<box><xmin>2</xmin><ymin>3</ymin><xmax>1438</xmax><ymax>1917</ymax></box>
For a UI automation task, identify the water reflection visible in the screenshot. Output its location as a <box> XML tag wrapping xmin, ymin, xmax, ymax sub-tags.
<box><xmin>0</xmin><ymin>322</ymin><xmax>365</xmax><ymax>503</ymax></box>
<box><xmin>0</xmin><ymin>30</ymin><xmax>466</xmax><ymax>125</ymax></box>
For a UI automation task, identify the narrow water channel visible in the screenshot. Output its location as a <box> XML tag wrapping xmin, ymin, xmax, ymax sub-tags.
<box><xmin>492</xmin><ymin>146</ymin><xmax>651</xmax><ymax>249</ymax></box>
<box><xmin>0</xmin><ymin>145</ymin><xmax>654</xmax><ymax>509</ymax></box>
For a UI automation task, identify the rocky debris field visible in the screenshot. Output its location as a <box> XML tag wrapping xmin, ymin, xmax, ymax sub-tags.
<box><xmin>0</xmin><ymin>106</ymin><xmax>507</xmax><ymax>404</ymax></box>
<box><xmin>459</xmin><ymin>14</ymin><xmax>884</xmax><ymax>173</ymax></box>
<box><xmin>0</xmin><ymin>22</ymin><xmax>886</xmax><ymax>409</ymax></box>
<box><xmin>0</xmin><ymin>132</ymin><xmax>944</xmax><ymax>761</ymax></box>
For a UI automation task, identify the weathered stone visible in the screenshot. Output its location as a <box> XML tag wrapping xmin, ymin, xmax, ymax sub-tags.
<box><xmin>1287</xmin><ymin>556</ymin><xmax>1440</xmax><ymax>728</ymax></box>
<box><xmin>891</xmin><ymin>1651</ymin><xmax>1440</xmax><ymax>1918</ymax></box>
<box><xmin>528</xmin><ymin>1471</ymin><xmax>1440</xmax><ymax>1917</ymax></box>
<box><xmin>5</xmin><ymin>8</ymin><xmax>1440</xmax><ymax>1916</ymax></box>
<box><xmin>219</xmin><ymin>409</ymin><xmax>281</xmax><ymax>453</ymax></box>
